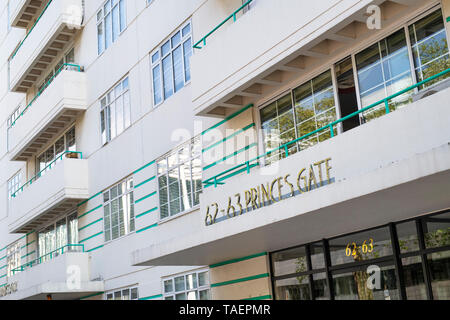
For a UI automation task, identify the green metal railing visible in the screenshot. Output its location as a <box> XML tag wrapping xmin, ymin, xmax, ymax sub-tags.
<box><xmin>9</xmin><ymin>63</ymin><xmax>82</xmax><ymax>129</ymax></box>
<box><xmin>11</xmin><ymin>0</ymin><xmax>54</xmax><ymax>59</ymax></box>
<box><xmin>11</xmin><ymin>244</ymin><xmax>84</xmax><ymax>275</ymax></box>
<box><xmin>193</xmin><ymin>0</ymin><xmax>253</xmax><ymax>49</ymax></box>
<box><xmin>203</xmin><ymin>67</ymin><xmax>450</xmax><ymax>188</ymax></box>
<box><xmin>11</xmin><ymin>151</ymin><xmax>83</xmax><ymax>198</ymax></box>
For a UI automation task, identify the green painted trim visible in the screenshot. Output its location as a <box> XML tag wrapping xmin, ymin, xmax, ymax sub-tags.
<box><xmin>79</xmin><ymin>231</ymin><xmax>103</xmax><ymax>244</ymax></box>
<box><xmin>21</xmin><ymin>240</ymin><xmax>36</xmax><ymax>249</ymax></box>
<box><xmin>139</xmin><ymin>294</ymin><xmax>162</xmax><ymax>300</ymax></box>
<box><xmin>136</xmin><ymin>223</ymin><xmax>158</xmax><ymax>234</ymax></box>
<box><xmin>87</xmin><ymin>245</ymin><xmax>104</xmax><ymax>253</ymax></box>
<box><xmin>241</xmin><ymin>295</ymin><xmax>272</xmax><ymax>300</ymax></box>
<box><xmin>0</xmin><ymin>283</ymin><xmax>5</xmax><ymax>287</ymax></box>
<box><xmin>211</xmin><ymin>273</ymin><xmax>270</xmax><ymax>288</ymax></box>
<box><xmin>201</xmin><ymin>104</ymin><xmax>254</xmax><ymax>136</ymax></box>
<box><xmin>0</xmin><ymin>246</ymin><xmax>5</xmax><ymax>252</ymax></box>
<box><xmin>202</xmin><ymin>123</ymin><xmax>255</xmax><ymax>153</ymax></box>
<box><xmin>79</xmin><ymin>204</ymin><xmax>102</xmax><ymax>219</ymax></box>
<box><xmin>209</xmin><ymin>252</ymin><xmax>267</xmax><ymax>268</ymax></box>
<box><xmin>0</xmin><ymin>265</ymin><xmax>6</xmax><ymax>270</ymax></box>
<box><xmin>0</xmin><ymin>274</ymin><xmax>6</xmax><ymax>279</ymax></box>
<box><xmin>79</xmin><ymin>292</ymin><xmax>104</xmax><ymax>300</ymax></box>
<box><xmin>78</xmin><ymin>218</ymin><xmax>103</xmax><ymax>231</ymax></box>
<box><xmin>77</xmin><ymin>191</ymin><xmax>102</xmax><ymax>207</ymax></box>
<box><xmin>0</xmin><ymin>256</ymin><xmax>6</xmax><ymax>261</ymax></box>
<box><xmin>135</xmin><ymin>176</ymin><xmax>156</xmax><ymax>189</ymax></box>
<box><xmin>134</xmin><ymin>160</ymin><xmax>156</xmax><ymax>175</ymax></box>
<box><xmin>203</xmin><ymin>143</ymin><xmax>257</xmax><ymax>171</ymax></box>
<box><xmin>21</xmin><ymin>250</ymin><xmax>35</xmax><ymax>259</ymax></box>
<box><xmin>447</xmin><ymin>16</ymin><xmax>450</xmax><ymax>22</ymax></box>
<box><xmin>135</xmin><ymin>191</ymin><xmax>157</xmax><ymax>204</ymax></box>
<box><xmin>136</xmin><ymin>207</ymin><xmax>158</xmax><ymax>219</ymax></box>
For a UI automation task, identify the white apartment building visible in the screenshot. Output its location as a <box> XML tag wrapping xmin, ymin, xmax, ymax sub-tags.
<box><xmin>1</xmin><ymin>0</ymin><xmax>450</xmax><ymax>300</ymax></box>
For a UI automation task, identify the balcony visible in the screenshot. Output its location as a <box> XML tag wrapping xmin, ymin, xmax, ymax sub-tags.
<box><xmin>3</xmin><ymin>245</ymin><xmax>103</xmax><ymax>300</ymax></box>
<box><xmin>190</xmin><ymin>0</ymin><xmax>426</xmax><ymax>116</ymax></box>
<box><xmin>9</xmin><ymin>154</ymin><xmax>89</xmax><ymax>234</ymax></box>
<box><xmin>9</xmin><ymin>0</ymin><xmax>46</xmax><ymax>29</ymax></box>
<box><xmin>8</xmin><ymin>66</ymin><xmax>87</xmax><ymax>162</ymax></box>
<box><xmin>9</xmin><ymin>0</ymin><xmax>84</xmax><ymax>92</ymax></box>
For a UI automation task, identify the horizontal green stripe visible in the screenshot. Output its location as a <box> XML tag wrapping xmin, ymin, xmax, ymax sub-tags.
<box><xmin>79</xmin><ymin>292</ymin><xmax>104</xmax><ymax>300</ymax></box>
<box><xmin>0</xmin><ymin>256</ymin><xmax>5</xmax><ymax>261</ymax></box>
<box><xmin>209</xmin><ymin>252</ymin><xmax>267</xmax><ymax>268</ymax></box>
<box><xmin>211</xmin><ymin>273</ymin><xmax>270</xmax><ymax>288</ymax></box>
<box><xmin>77</xmin><ymin>191</ymin><xmax>102</xmax><ymax>207</ymax></box>
<box><xmin>136</xmin><ymin>207</ymin><xmax>158</xmax><ymax>219</ymax></box>
<box><xmin>79</xmin><ymin>231</ymin><xmax>103</xmax><ymax>243</ymax></box>
<box><xmin>0</xmin><ymin>265</ymin><xmax>6</xmax><ymax>270</ymax></box>
<box><xmin>21</xmin><ymin>240</ymin><xmax>36</xmax><ymax>249</ymax></box>
<box><xmin>202</xmin><ymin>104</ymin><xmax>253</xmax><ymax>136</ymax></box>
<box><xmin>87</xmin><ymin>245</ymin><xmax>104</xmax><ymax>253</ymax></box>
<box><xmin>79</xmin><ymin>204</ymin><xmax>102</xmax><ymax>219</ymax></box>
<box><xmin>139</xmin><ymin>294</ymin><xmax>162</xmax><ymax>300</ymax></box>
<box><xmin>21</xmin><ymin>250</ymin><xmax>35</xmax><ymax>259</ymax></box>
<box><xmin>135</xmin><ymin>176</ymin><xmax>156</xmax><ymax>188</ymax></box>
<box><xmin>134</xmin><ymin>160</ymin><xmax>156</xmax><ymax>174</ymax></box>
<box><xmin>203</xmin><ymin>143</ymin><xmax>257</xmax><ymax>171</ymax></box>
<box><xmin>0</xmin><ymin>274</ymin><xmax>6</xmax><ymax>279</ymax></box>
<box><xmin>135</xmin><ymin>191</ymin><xmax>156</xmax><ymax>204</ymax></box>
<box><xmin>0</xmin><ymin>283</ymin><xmax>5</xmax><ymax>287</ymax></box>
<box><xmin>241</xmin><ymin>295</ymin><xmax>272</xmax><ymax>300</ymax></box>
<box><xmin>202</xmin><ymin>123</ymin><xmax>255</xmax><ymax>153</ymax></box>
<box><xmin>136</xmin><ymin>223</ymin><xmax>158</xmax><ymax>233</ymax></box>
<box><xmin>78</xmin><ymin>218</ymin><xmax>103</xmax><ymax>231</ymax></box>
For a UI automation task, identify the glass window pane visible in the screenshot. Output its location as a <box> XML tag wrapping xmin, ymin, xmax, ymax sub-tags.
<box><xmin>105</xmin><ymin>13</ymin><xmax>112</xmax><ymax>49</ymax></box>
<box><xmin>183</xmin><ymin>38</ymin><xmax>192</xmax><ymax>82</ymax></box>
<box><xmin>174</xmin><ymin>276</ymin><xmax>185</xmax><ymax>292</ymax></box>
<box><xmin>198</xmin><ymin>271</ymin><xmax>209</xmax><ymax>287</ymax></box>
<box><xmin>171</xmin><ymin>31</ymin><xmax>181</xmax><ymax>47</ymax></box>
<box><xmin>182</xmin><ymin>24</ymin><xmax>191</xmax><ymax>37</ymax></box>
<box><xmin>112</xmin><ymin>5</ymin><xmax>119</xmax><ymax>42</ymax></box>
<box><xmin>310</xmin><ymin>242</ymin><xmax>325</xmax><ymax>270</ymax></box>
<box><xmin>131</xmin><ymin>288</ymin><xmax>138</xmax><ymax>300</ymax></box>
<box><xmin>396</xmin><ymin>221</ymin><xmax>420</xmax><ymax>253</ymax></box>
<box><xmin>162</xmin><ymin>55</ymin><xmax>174</xmax><ymax>99</ymax></box>
<box><xmin>186</xmin><ymin>273</ymin><xmax>197</xmax><ymax>290</ymax></box>
<box><xmin>173</xmin><ymin>45</ymin><xmax>184</xmax><ymax>92</ymax></box>
<box><xmin>423</xmin><ymin>212</ymin><xmax>450</xmax><ymax>249</ymax></box>
<box><xmin>312</xmin><ymin>273</ymin><xmax>329</xmax><ymax>300</ymax></box>
<box><xmin>199</xmin><ymin>289</ymin><xmax>209</xmax><ymax>300</ymax></box>
<box><xmin>119</xmin><ymin>0</ymin><xmax>126</xmax><ymax>32</ymax></box>
<box><xmin>274</xmin><ymin>276</ymin><xmax>311</xmax><ymax>300</ymax></box>
<box><xmin>272</xmin><ymin>246</ymin><xmax>308</xmax><ymax>277</ymax></box>
<box><xmin>162</xmin><ymin>40</ymin><xmax>171</xmax><ymax>56</ymax></box>
<box><xmin>402</xmin><ymin>255</ymin><xmax>427</xmax><ymax>300</ymax></box>
<box><xmin>152</xmin><ymin>65</ymin><xmax>162</xmax><ymax>105</ymax></box>
<box><xmin>164</xmin><ymin>279</ymin><xmax>173</xmax><ymax>293</ymax></box>
<box><xmin>428</xmin><ymin>250</ymin><xmax>450</xmax><ymax>300</ymax></box>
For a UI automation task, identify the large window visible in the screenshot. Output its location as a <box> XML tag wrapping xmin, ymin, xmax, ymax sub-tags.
<box><xmin>38</xmin><ymin>213</ymin><xmax>79</xmax><ymax>263</ymax></box>
<box><xmin>157</xmin><ymin>137</ymin><xmax>202</xmax><ymax>220</ymax></box>
<box><xmin>100</xmin><ymin>77</ymin><xmax>131</xmax><ymax>144</ymax></box>
<box><xmin>7</xmin><ymin>105</ymin><xmax>20</xmax><ymax>128</ymax></box>
<box><xmin>37</xmin><ymin>126</ymin><xmax>76</xmax><ymax>175</ymax></box>
<box><xmin>6</xmin><ymin>241</ymin><xmax>21</xmax><ymax>277</ymax></box>
<box><xmin>7</xmin><ymin>171</ymin><xmax>22</xmax><ymax>200</ymax></box>
<box><xmin>97</xmin><ymin>0</ymin><xmax>127</xmax><ymax>55</ymax></box>
<box><xmin>103</xmin><ymin>177</ymin><xmax>135</xmax><ymax>242</ymax></box>
<box><xmin>106</xmin><ymin>286</ymin><xmax>139</xmax><ymax>300</ymax></box>
<box><xmin>409</xmin><ymin>9</ymin><xmax>450</xmax><ymax>87</ymax></box>
<box><xmin>163</xmin><ymin>269</ymin><xmax>210</xmax><ymax>300</ymax></box>
<box><xmin>260</xmin><ymin>70</ymin><xmax>337</xmax><ymax>165</ymax></box>
<box><xmin>271</xmin><ymin>210</ymin><xmax>450</xmax><ymax>300</ymax></box>
<box><xmin>151</xmin><ymin>22</ymin><xmax>192</xmax><ymax>106</ymax></box>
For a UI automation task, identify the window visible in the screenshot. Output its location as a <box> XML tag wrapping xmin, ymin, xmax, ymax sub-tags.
<box><xmin>103</xmin><ymin>177</ymin><xmax>135</xmax><ymax>242</ymax></box>
<box><xmin>260</xmin><ymin>70</ymin><xmax>337</xmax><ymax>165</ymax></box>
<box><xmin>151</xmin><ymin>22</ymin><xmax>192</xmax><ymax>105</ymax></box>
<box><xmin>356</xmin><ymin>29</ymin><xmax>413</xmax><ymax>121</ymax></box>
<box><xmin>106</xmin><ymin>286</ymin><xmax>139</xmax><ymax>300</ymax></box>
<box><xmin>36</xmin><ymin>126</ymin><xmax>76</xmax><ymax>175</ymax></box>
<box><xmin>100</xmin><ymin>77</ymin><xmax>131</xmax><ymax>144</ymax></box>
<box><xmin>6</xmin><ymin>241</ymin><xmax>21</xmax><ymax>277</ymax></box>
<box><xmin>8</xmin><ymin>171</ymin><xmax>21</xmax><ymax>200</ymax></box>
<box><xmin>38</xmin><ymin>213</ymin><xmax>79</xmax><ymax>263</ymax></box>
<box><xmin>163</xmin><ymin>270</ymin><xmax>210</xmax><ymax>300</ymax></box>
<box><xmin>37</xmin><ymin>48</ymin><xmax>75</xmax><ymax>93</ymax></box>
<box><xmin>409</xmin><ymin>9</ymin><xmax>450</xmax><ymax>87</ymax></box>
<box><xmin>97</xmin><ymin>0</ymin><xmax>127</xmax><ymax>55</ymax></box>
<box><xmin>7</xmin><ymin>106</ymin><xmax>21</xmax><ymax>128</ymax></box>
<box><xmin>157</xmin><ymin>137</ymin><xmax>202</xmax><ymax>220</ymax></box>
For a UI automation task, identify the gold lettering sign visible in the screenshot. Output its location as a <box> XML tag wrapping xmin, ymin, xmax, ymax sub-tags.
<box><xmin>205</xmin><ymin>158</ymin><xmax>334</xmax><ymax>226</ymax></box>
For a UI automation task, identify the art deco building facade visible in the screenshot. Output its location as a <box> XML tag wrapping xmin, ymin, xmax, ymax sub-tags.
<box><xmin>1</xmin><ymin>0</ymin><xmax>450</xmax><ymax>300</ymax></box>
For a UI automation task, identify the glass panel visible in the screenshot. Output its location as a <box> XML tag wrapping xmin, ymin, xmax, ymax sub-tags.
<box><xmin>272</xmin><ymin>246</ymin><xmax>308</xmax><ymax>277</ymax></box>
<box><xmin>162</xmin><ymin>55</ymin><xmax>174</xmax><ymax>99</ymax></box>
<box><xmin>402</xmin><ymin>255</ymin><xmax>427</xmax><ymax>300</ymax></box>
<box><xmin>396</xmin><ymin>221</ymin><xmax>420</xmax><ymax>253</ymax></box>
<box><xmin>152</xmin><ymin>65</ymin><xmax>162</xmax><ymax>105</ymax></box>
<box><xmin>119</xmin><ymin>0</ymin><xmax>126</xmax><ymax>32</ymax></box>
<box><xmin>105</xmin><ymin>13</ymin><xmax>112</xmax><ymax>49</ymax></box>
<box><xmin>123</xmin><ymin>90</ymin><xmax>131</xmax><ymax>128</ymax></box>
<box><xmin>186</xmin><ymin>273</ymin><xmax>197</xmax><ymax>290</ymax></box>
<box><xmin>274</xmin><ymin>276</ymin><xmax>311</xmax><ymax>300</ymax></box>
<box><xmin>175</xmin><ymin>293</ymin><xmax>186</xmax><ymax>300</ymax></box>
<box><xmin>173</xmin><ymin>45</ymin><xmax>184</xmax><ymax>92</ymax></box>
<box><xmin>131</xmin><ymin>288</ymin><xmax>138</xmax><ymax>300</ymax></box>
<box><xmin>428</xmin><ymin>250</ymin><xmax>450</xmax><ymax>300</ymax></box>
<box><xmin>164</xmin><ymin>279</ymin><xmax>173</xmax><ymax>293</ymax></box>
<box><xmin>310</xmin><ymin>242</ymin><xmax>325</xmax><ymax>270</ymax></box>
<box><xmin>186</xmin><ymin>291</ymin><xmax>197</xmax><ymax>300</ymax></box>
<box><xmin>328</xmin><ymin>227</ymin><xmax>393</xmax><ymax>266</ymax></box>
<box><xmin>171</xmin><ymin>31</ymin><xmax>181</xmax><ymax>47</ymax></box>
<box><xmin>312</xmin><ymin>272</ymin><xmax>329</xmax><ymax>300</ymax></box>
<box><xmin>112</xmin><ymin>4</ymin><xmax>119</xmax><ymax>42</ymax></box>
<box><xmin>182</xmin><ymin>24</ymin><xmax>191</xmax><ymax>37</ymax></box>
<box><xmin>174</xmin><ymin>276</ymin><xmax>185</xmax><ymax>292</ymax></box>
<box><xmin>162</xmin><ymin>40</ymin><xmax>171</xmax><ymax>56</ymax></box>
<box><xmin>423</xmin><ymin>212</ymin><xmax>450</xmax><ymax>249</ymax></box>
<box><xmin>183</xmin><ymin>38</ymin><xmax>192</xmax><ymax>82</ymax></box>
<box><xmin>198</xmin><ymin>271</ymin><xmax>209</xmax><ymax>287</ymax></box>
<box><xmin>333</xmin><ymin>263</ymin><xmax>400</xmax><ymax>300</ymax></box>
<box><xmin>199</xmin><ymin>289</ymin><xmax>209</xmax><ymax>300</ymax></box>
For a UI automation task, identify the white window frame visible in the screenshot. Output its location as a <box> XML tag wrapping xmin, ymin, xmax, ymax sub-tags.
<box><xmin>6</xmin><ymin>241</ymin><xmax>21</xmax><ymax>278</ymax></box>
<box><xmin>106</xmin><ymin>286</ymin><xmax>139</xmax><ymax>300</ymax></box>
<box><xmin>156</xmin><ymin>136</ymin><xmax>202</xmax><ymax>221</ymax></box>
<box><xmin>102</xmin><ymin>176</ymin><xmax>135</xmax><ymax>242</ymax></box>
<box><xmin>97</xmin><ymin>0</ymin><xmax>127</xmax><ymax>55</ymax></box>
<box><xmin>8</xmin><ymin>171</ymin><xmax>22</xmax><ymax>200</ymax></box>
<box><xmin>162</xmin><ymin>269</ymin><xmax>210</xmax><ymax>300</ymax></box>
<box><xmin>100</xmin><ymin>76</ymin><xmax>131</xmax><ymax>145</ymax></box>
<box><xmin>7</xmin><ymin>105</ymin><xmax>21</xmax><ymax>128</ymax></box>
<box><xmin>150</xmin><ymin>20</ymin><xmax>192</xmax><ymax>107</ymax></box>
